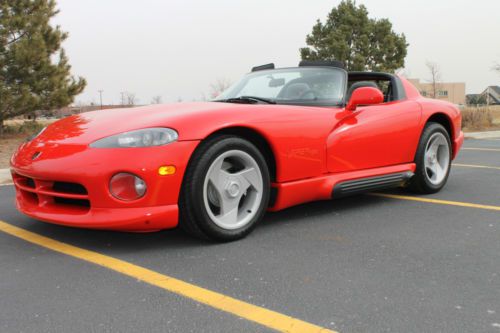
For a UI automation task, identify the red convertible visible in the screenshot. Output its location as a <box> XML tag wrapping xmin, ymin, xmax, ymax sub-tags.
<box><xmin>11</xmin><ymin>61</ymin><xmax>463</xmax><ymax>241</ymax></box>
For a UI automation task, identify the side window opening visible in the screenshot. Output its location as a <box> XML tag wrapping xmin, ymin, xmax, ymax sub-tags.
<box><xmin>347</xmin><ymin>78</ymin><xmax>393</xmax><ymax>103</ymax></box>
<box><xmin>346</xmin><ymin>72</ymin><xmax>406</xmax><ymax>104</ymax></box>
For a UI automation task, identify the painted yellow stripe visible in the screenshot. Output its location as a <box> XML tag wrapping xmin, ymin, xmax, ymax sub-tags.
<box><xmin>0</xmin><ymin>220</ymin><xmax>335</xmax><ymax>333</ymax></box>
<box><xmin>462</xmin><ymin>147</ymin><xmax>500</xmax><ymax>152</ymax></box>
<box><xmin>371</xmin><ymin>193</ymin><xmax>500</xmax><ymax>212</ymax></box>
<box><xmin>454</xmin><ymin>163</ymin><xmax>500</xmax><ymax>170</ymax></box>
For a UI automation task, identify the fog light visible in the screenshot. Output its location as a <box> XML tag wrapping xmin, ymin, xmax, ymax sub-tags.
<box><xmin>109</xmin><ymin>173</ymin><xmax>147</xmax><ymax>201</ymax></box>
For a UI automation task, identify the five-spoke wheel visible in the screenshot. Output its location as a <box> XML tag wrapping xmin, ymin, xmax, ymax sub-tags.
<box><xmin>409</xmin><ymin>122</ymin><xmax>452</xmax><ymax>193</ymax></box>
<box><xmin>424</xmin><ymin>132</ymin><xmax>450</xmax><ymax>185</ymax></box>
<box><xmin>203</xmin><ymin>150</ymin><xmax>263</xmax><ymax>230</ymax></box>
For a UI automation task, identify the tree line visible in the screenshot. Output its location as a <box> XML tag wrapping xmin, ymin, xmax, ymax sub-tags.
<box><xmin>0</xmin><ymin>0</ymin><xmax>85</xmax><ymax>134</ymax></box>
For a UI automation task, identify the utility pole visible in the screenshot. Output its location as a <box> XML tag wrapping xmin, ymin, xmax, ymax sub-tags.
<box><xmin>120</xmin><ymin>92</ymin><xmax>125</xmax><ymax>106</ymax></box>
<box><xmin>98</xmin><ymin>90</ymin><xmax>103</xmax><ymax>110</ymax></box>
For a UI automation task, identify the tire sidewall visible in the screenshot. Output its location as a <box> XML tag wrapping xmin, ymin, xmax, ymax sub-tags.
<box><xmin>414</xmin><ymin>123</ymin><xmax>452</xmax><ymax>192</ymax></box>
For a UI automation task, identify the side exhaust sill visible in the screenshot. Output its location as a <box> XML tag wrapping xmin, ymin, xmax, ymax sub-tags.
<box><xmin>332</xmin><ymin>171</ymin><xmax>414</xmax><ymax>198</ymax></box>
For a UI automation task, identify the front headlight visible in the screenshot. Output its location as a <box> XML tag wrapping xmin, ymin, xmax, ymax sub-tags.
<box><xmin>90</xmin><ymin>128</ymin><xmax>178</xmax><ymax>148</ymax></box>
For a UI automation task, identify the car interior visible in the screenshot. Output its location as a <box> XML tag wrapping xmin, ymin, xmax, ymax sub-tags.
<box><xmin>276</xmin><ymin>73</ymin><xmax>342</xmax><ymax>100</ymax></box>
<box><xmin>274</xmin><ymin>72</ymin><xmax>405</xmax><ymax>104</ymax></box>
<box><xmin>346</xmin><ymin>72</ymin><xmax>406</xmax><ymax>103</ymax></box>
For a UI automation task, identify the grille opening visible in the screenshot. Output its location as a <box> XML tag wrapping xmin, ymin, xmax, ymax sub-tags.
<box><xmin>53</xmin><ymin>197</ymin><xmax>90</xmax><ymax>208</ymax></box>
<box><xmin>26</xmin><ymin>178</ymin><xmax>36</xmax><ymax>188</ymax></box>
<box><xmin>53</xmin><ymin>182</ymin><xmax>87</xmax><ymax>195</ymax></box>
<box><xmin>21</xmin><ymin>190</ymin><xmax>39</xmax><ymax>204</ymax></box>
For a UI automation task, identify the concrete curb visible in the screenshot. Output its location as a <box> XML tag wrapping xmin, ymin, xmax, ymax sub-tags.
<box><xmin>0</xmin><ymin>169</ymin><xmax>12</xmax><ymax>185</ymax></box>
<box><xmin>465</xmin><ymin>130</ymin><xmax>500</xmax><ymax>139</ymax></box>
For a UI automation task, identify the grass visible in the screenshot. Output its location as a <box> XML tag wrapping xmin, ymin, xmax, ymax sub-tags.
<box><xmin>1</xmin><ymin>119</ymin><xmax>48</xmax><ymax>137</ymax></box>
<box><xmin>461</xmin><ymin>106</ymin><xmax>500</xmax><ymax>132</ymax></box>
<box><xmin>0</xmin><ymin>119</ymin><xmax>56</xmax><ymax>169</ymax></box>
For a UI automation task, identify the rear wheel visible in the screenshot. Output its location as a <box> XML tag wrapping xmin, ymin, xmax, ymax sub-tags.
<box><xmin>409</xmin><ymin>122</ymin><xmax>452</xmax><ymax>193</ymax></box>
<box><xmin>179</xmin><ymin>136</ymin><xmax>270</xmax><ymax>241</ymax></box>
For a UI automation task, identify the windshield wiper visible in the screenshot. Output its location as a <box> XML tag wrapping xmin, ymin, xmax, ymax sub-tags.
<box><xmin>215</xmin><ymin>96</ymin><xmax>276</xmax><ymax>104</ymax></box>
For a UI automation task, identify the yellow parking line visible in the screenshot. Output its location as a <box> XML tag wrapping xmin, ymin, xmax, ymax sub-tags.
<box><xmin>454</xmin><ymin>163</ymin><xmax>500</xmax><ymax>170</ymax></box>
<box><xmin>371</xmin><ymin>193</ymin><xmax>500</xmax><ymax>212</ymax></box>
<box><xmin>0</xmin><ymin>220</ymin><xmax>335</xmax><ymax>333</ymax></box>
<box><xmin>462</xmin><ymin>147</ymin><xmax>500</xmax><ymax>152</ymax></box>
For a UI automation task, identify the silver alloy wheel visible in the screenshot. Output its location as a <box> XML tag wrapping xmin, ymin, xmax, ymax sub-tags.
<box><xmin>424</xmin><ymin>132</ymin><xmax>450</xmax><ymax>185</ymax></box>
<box><xmin>203</xmin><ymin>150</ymin><xmax>264</xmax><ymax>230</ymax></box>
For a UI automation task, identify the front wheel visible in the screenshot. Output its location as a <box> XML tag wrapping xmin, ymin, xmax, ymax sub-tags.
<box><xmin>179</xmin><ymin>136</ymin><xmax>270</xmax><ymax>241</ymax></box>
<box><xmin>409</xmin><ymin>122</ymin><xmax>452</xmax><ymax>194</ymax></box>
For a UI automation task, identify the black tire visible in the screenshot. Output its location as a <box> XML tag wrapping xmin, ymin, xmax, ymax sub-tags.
<box><xmin>408</xmin><ymin>122</ymin><xmax>452</xmax><ymax>194</ymax></box>
<box><xmin>179</xmin><ymin>135</ymin><xmax>270</xmax><ymax>241</ymax></box>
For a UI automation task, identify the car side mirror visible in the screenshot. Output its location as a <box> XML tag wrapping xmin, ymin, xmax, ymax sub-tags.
<box><xmin>346</xmin><ymin>87</ymin><xmax>384</xmax><ymax>111</ymax></box>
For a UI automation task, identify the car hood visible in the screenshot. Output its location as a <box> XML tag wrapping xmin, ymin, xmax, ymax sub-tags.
<box><xmin>33</xmin><ymin>102</ymin><xmax>342</xmax><ymax>146</ymax></box>
<box><xmin>33</xmin><ymin>102</ymin><xmax>267</xmax><ymax>145</ymax></box>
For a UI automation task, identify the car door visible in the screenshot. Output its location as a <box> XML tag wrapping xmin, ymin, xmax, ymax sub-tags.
<box><xmin>326</xmin><ymin>99</ymin><xmax>422</xmax><ymax>173</ymax></box>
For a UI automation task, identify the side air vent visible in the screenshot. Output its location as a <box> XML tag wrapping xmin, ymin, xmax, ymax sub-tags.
<box><xmin>332</xmin><ymin>171</ymin><xmax>414</xmax><ymax>198</ymax></box>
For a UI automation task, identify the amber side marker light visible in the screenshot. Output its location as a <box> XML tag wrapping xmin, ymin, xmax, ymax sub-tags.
<box><xmin>158</xmin><ymin>166</ymin><xmax>176</xmax><ymax>175</ymax></box>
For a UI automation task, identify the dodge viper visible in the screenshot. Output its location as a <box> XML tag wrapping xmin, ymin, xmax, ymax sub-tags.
<box><xmin>11</xmin><ymin>60</ymin><xmax>463</xmax><ymax>241</ymax></box>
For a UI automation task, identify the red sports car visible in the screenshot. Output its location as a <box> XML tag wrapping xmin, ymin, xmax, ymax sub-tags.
<box><xmin>11</xmin><ymin>61</ymin><xmax>463</xmax><ymax>241</ymax></box>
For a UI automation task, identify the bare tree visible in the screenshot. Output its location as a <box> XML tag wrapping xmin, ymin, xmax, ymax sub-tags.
<box><xmin>125</xmin><ymin>92</ymin><xmax>136</xmax><ymax>106</ymax></box>
<box><xmin>196</xmin><ymin>92</ymin><xmax>208</xmax><ymax>102</ymax></box>
<box><xmin>396</xmin><ymin>68</ymin><xmax>410</xmax><ymax>78</ymax></box>
<box><xmin>151</xmin><ymin>95</ymin><xmax>162</xmax><ymax>104</ymax></box>
<box><xmin>209</xmin><ymin>78</ymin><xmax>232</xmax><ymax>99</ymax></box>
<box><xmin>425</xmin><ymin>61</ymin><xmax>442</xmax><ymax>99</ymax></box>
<box><xmin>493</xmin><ymin>61</ymin><xmax>500</xmax><ymax>75</ymax></box>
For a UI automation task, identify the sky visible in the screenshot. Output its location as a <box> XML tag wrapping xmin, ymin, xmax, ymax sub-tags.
<box><xmin>52</xmin><ymin>0</ymin><xmax>500</xmax><ymax>105</ymax></box>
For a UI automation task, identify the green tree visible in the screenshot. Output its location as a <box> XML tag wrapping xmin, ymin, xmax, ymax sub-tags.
<box><xmin>300</xmin><ymin>0</ymin><xmax>408</xmax><ymax>72</ymax></box>
<box><xmin>0</xmin><ymin>0</ymin><xmax>85</xmax><ymax>134</ymax></box>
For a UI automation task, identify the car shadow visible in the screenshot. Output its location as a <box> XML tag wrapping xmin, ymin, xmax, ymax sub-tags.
<box><xmin>11</xmin><ymin>193</ymin><xmax>391</xmax><ymax>254</ymax></box>
<box><xmin>262</xmin><ymin>193</ymin><xmax>387</xmax><ymax>227</ymax></box>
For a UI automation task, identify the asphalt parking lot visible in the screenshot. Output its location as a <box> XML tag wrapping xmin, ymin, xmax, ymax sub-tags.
<box><xmin>1</xmin><ymin>139</ymin><xmax>499</xmax><ymax>333</ymax></box>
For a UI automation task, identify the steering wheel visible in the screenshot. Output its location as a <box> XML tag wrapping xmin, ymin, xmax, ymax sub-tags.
<box><xmin>298</xmin><ymin>89</ymin><xmax>316</xmax><ymax>99</ymax></box>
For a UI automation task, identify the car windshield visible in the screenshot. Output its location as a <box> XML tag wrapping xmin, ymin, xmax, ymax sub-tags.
<box><xmin>214</xmin><ymin>67</ymin><xmax>347</xmax><ymax>106</ymax></box>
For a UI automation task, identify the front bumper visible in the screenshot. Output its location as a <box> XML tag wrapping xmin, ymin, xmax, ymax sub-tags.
<box><xmin>15</xmin><ymin>198</ymin><xmax>178</xmax><ymax>231</ymax></box>
<box><xmin>10</xmin><ymin>140</ymin><xmax>199</xmax><ymax>231</ymax></box>
<box><xmin>452</xmin><ymin>130</ymin><xmax>464</xmax><ymax>160</ymax></box>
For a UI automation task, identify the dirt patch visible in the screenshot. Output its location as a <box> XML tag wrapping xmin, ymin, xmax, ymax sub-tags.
<box><xmin>0</xmin><ymin>135</ymin><xmax>25</xmax><ymax>169</ymax></box>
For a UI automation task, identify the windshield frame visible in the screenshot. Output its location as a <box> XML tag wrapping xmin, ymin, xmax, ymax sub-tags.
<box><xmin>214</xmin><ymin>67</ymin><xmax>348</xmax><ymax>107</ymax></box>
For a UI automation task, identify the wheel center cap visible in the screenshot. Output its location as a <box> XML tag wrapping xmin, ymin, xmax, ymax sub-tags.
<box><xmin>226</xmin><ymin>181</ymin><xmax>240</xmax><ymax>198</ymax></box>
